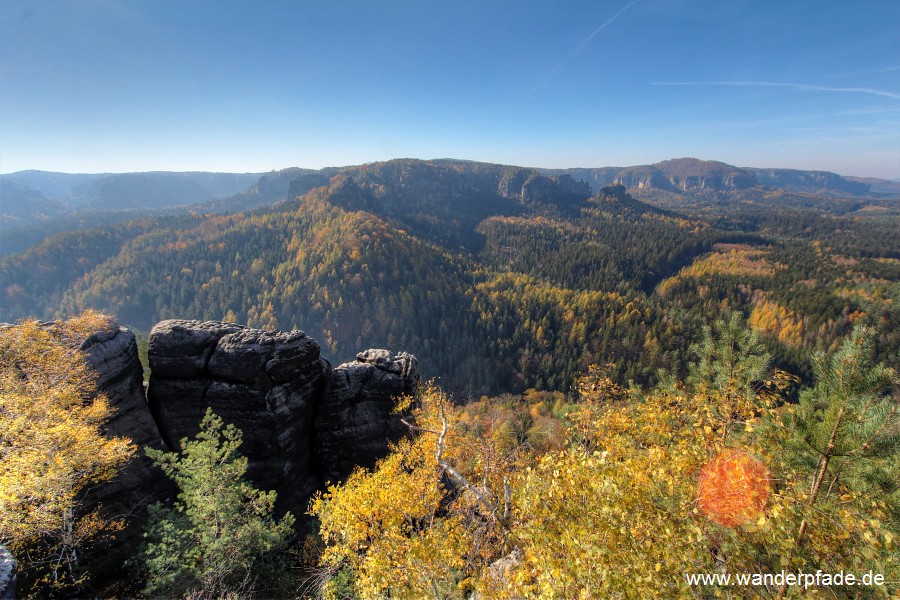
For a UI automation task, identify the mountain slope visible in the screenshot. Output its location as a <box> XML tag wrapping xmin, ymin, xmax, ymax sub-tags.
<box><xmin>53</xmin><ymin>179</ymin><xmax>502</xmax><ymax>393</ymax></box>
<box><xmin>0</xmin><ymin>171</ymin><xmax>267</xmax><ymax>255</ymax></box>
<box><xmin>3</xmin><ymin>158</ymin><xmax>899</xmax><ymax>395</ymax></box>
<box><xmin>3</xmin><ymin>161</ymin><xmax>690</xmax><ymax>393</ymax></box>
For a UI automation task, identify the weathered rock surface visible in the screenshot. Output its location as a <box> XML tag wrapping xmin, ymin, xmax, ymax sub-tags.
<box><xmin>314</xmin><ymin>349</ymin><xmax>420</xmax><ymax>483</ymax></box>
<box><xmin>148</xmin><ymin>320</ymin><xmax>420</xmax><ymax>503</ymax></box>
<box><xmin>148</xmin><ymin>319</ymin><xmax>243</xmax><ymax>379</ymax></box>
<box><xmin>498</xmin><ymin>168</ymin><xmax>591</xmax><ymax>206</ymax></box>
<box><xmin>82</xmin><ymin>325</ymin><xmax>160</xmax><ymax>450</ymax></box>
<box><xmin>75</xmin><ymin>322</ymin><xmax>172</xmax><ymax>590</ymax></box>
<box><xmin>147</xmin><ymin>320</ymin><xmax>420</xmax><ymax>505</ymax></box>
<box><xmin>148</xmin><ymin>320</ymin><xmax>330</xmax><ymax>509</ymax></box>
<box><xmin>522</xmin><ymin>173</ymin><xmax>591</xmax><ymax>203</ymax></box>
<box><xmin>0</xmin><ymin>546</ymin><xmax>15</xmax><ymax>600</ymax></box>
<box><xmin>6</xmin><ymin>317</ymin><xmax>418</xmax><ymax>592</ymax></box>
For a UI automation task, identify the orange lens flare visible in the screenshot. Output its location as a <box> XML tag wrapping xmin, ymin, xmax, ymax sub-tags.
<box><xmin>697</xmin><ymin>448</ymin><xmax>770</xmax><ymax>527</ymax></box>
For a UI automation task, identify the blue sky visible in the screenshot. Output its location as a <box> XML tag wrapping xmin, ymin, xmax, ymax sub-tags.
<box><xmin>1</xmin><ymin>0</ymin><xmax>898</xmax><ymax>177</ymax></box>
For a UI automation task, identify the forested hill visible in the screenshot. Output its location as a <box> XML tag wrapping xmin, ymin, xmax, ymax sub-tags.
<box><xmin>2</xmin><ymin>158</ymin><xmax>899</xmax><ymax>396</ymax></box>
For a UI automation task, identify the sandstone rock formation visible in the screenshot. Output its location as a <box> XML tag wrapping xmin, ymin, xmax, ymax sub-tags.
<box><xmin>749</xmin><ymin>167</ymin><xmax>870</xmax><ymax>195</ymax></box>
<box><xmin>147</xmin><ymin>320</ymin><xmax>329</xmax><ymax>508</ymax></box>
<box><xmin>315</xmin><ymin>349</ymin><xmax>420</xmax><ymax>483</ymax></box>
<box><xmin>146</xmin><ymin>320</ymin><xmax>419</xmax><ymax>510</ymax></box>
<box><xmin>499</xmin><ymin>168</ymin><xmax>591</xmax><ymax>204</ymax></box>
<box><xmin>6</xmin><ymin>316</ymin><xmax>418</xmax><ymax>591</ymax></box>
<box><xmin>77</xmin><ymin>322</ymin><xmax>173</xmax><ymax>585</ymax></box>
<box><xmin>81</xmin><ymin>323</ymin><xmax>162</xmax><ymax>453</ymax></box>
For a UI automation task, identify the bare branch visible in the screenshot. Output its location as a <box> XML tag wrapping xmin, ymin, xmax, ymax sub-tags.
<box><xmin>402</xmin><ymin>392</ymin><xmax>504</xmax><ymax>524</ymax></box>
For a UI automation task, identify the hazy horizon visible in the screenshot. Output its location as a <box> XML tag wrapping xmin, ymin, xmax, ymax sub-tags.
<box><xmin>2</xmin><ymin>156</ymin><xmax>899</xmax><ymax>182</ymax></box>
<box><xmin>2</xmin><ymin>1</ymin><xmax>898</xmax><ymax>178</ymax></box>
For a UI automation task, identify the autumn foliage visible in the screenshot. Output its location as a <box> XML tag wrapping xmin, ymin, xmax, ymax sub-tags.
<box><xmin>310</xmin><ymin>324</ymin><xmax>898</xmax><ymax>599</ymax></box>
<box><xmin>0</xmin><ymin>311</ymin><xmax>135</xmax><ymax>593</ymax></box>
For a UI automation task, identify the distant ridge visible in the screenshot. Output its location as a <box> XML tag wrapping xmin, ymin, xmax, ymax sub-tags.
<box><xmin>2</xmin><ymin>156</ymin><xmax>899</xmax><ymax>399</ymax></box>
<box><xmin>845</xmin><ymin>176</ymin><xmax>900</xmax><ymax>196</ymax></box>
<box><xmin>3</xmin><ymin>157</ymin><xmax>897</xmax><ymax>255</ymax></box>
<box><xmin>546</xmin><ymin>157</ymin><xmax>895</xmax><ymax>198</ymax></box>
<box><xmin>5</xmin><ymin>159</ymin><xmax>896</xmax><ymax>207</ymax></box>
<box><xmin>1</xmin><ymin>171</ymin><xmax>265</xmax><ymax>254</ymax></box>
<box><xmin>2</xmin><ymin>170</ymin><xmax>262</xmax><ymax>209</ymax></box>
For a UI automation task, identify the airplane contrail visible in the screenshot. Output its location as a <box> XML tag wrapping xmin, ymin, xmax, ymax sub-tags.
<box><xmin>531</xmin><ymin>0</ymin><xmax>642</xmax><ymax>94</ymax></box>
<box><xmin>575</xmin><ymin>0</ymin><xmax>643</xmax><ymax>53</ymax></box>
<box><xmin>651</xmin><ymin>80</ymin><xmax>900</xmax><ymax>101</ymax></box>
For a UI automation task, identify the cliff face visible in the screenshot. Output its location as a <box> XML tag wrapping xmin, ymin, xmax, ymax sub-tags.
<box><xmin>315</xmin><ymin>349</ymin><xmax>419</xmax><ymax>483</ymax></box>
<box><xmin>611</xmin><ymin>159</ymin><xmax>758</xmax><ymax>193</ymax></box>
<box><xmin>498</xmin><ymin>168</ymin><xmax>592</xmax><ymax>204</ymax></box>
<box><xmin>552</xmin><ymin>158</ymin><xmax>883</xmax><ymax>198</ymax></box>
<box><xmin>147</xmin><ymin>319</ymin><xmax>330</xmax><ymax>508</ymax></box>
<box><xmin>81</xmin><ymin>325</ymin><xmax>159</xmax><ymax>451</ymax></box>
<box><xmin>748</xmin><ymin>168</ymin><xmax>871</xmax><ymax>195</ymax></box>
<box><xmin>145</xmin><ymin>319</ymin><xmax>420</xmax><ymax>507</ymax></box>
<box><xmin>77</xmin><ymin>323</ymin><xmax>173</xmax><ymax>582</ymax></box>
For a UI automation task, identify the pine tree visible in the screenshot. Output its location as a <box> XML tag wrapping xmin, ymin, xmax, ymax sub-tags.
<box><xmin>686</xmin><ymin>312</ymin><xmax>771</xmax><ymax>439</ymax></box>
<box><xmin>139</xmin><ymin>409</ymin><xmax>295</xmax><ymax>598</ymax></box>
<box><xmin>793</xmin><ymin>326</ymin><xmax>898</xmax><ymax>543</ymax></box>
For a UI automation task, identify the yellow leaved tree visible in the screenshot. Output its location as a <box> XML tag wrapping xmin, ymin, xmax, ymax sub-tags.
<box><xmin>311</xmin><ymin>321</ymin><xmax>897</xmax><ymax>598</ymax></box>
<box><xmin>0</xmin><ymin>312</ymin><xmax>135</xmax><ymax>594</ymax></box>
<box><xmin>310</xmin><ymin>385</ymin><xmax>509</xmax><ymax>599</ymax></box>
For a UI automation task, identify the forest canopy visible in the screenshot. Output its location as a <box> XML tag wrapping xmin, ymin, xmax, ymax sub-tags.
<box><xmin>3</xmin><ymin>160</ymin><xmax>899</xmax><ymax>396</ymax></box>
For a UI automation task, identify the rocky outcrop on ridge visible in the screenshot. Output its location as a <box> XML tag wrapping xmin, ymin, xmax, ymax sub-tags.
<box><xmin>147</xmin><ymin>320</ymin><xmax>329</xmax><ymax>507</ymax></box>
<box><xmin>551</xmin><ymin>158</ymin><xmax>890</xmax><ymax>198</ymax></box>
<box><xmin>4</xmin><ymin>316</ymin><xmax>418</xmax><ymax>591</ymax></box>
<box><xmin>749</xmin><ymin>167</ymin><xmax>870</xmax><ymax>196</ymax></box>
<box><xmin>610</xmin><ymin>159</ymin><xmax>758</xmax><ymax>192</ymax></box>
<box><xmin>499</xmin><ymin>168</ymin><xmax>591</xmax><ymax>204</ymax></box>
<box><xmin>146</xmin><ymin>319</ymin><xmax>420</xmax><ymax>509</ymax></box>
<box><xmin>77</xmin><ymin>323</ymin><xmax>172</xmax><ymax>583</ymax></box>
<box><xmin>315</xmin><ymin>349</ymin><xmax>420</xmax><ymax>483</ymax></box>
<box><xmin>80</xmin><ymin>324</ymin><xmax>161</xmax><ymax>453</ymax></box>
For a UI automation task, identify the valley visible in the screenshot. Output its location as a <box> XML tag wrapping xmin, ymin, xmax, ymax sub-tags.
<box><xmin>3</xmin><ymin>158</ymin><xmax>899</xmax><ymax>396</ymax></box>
